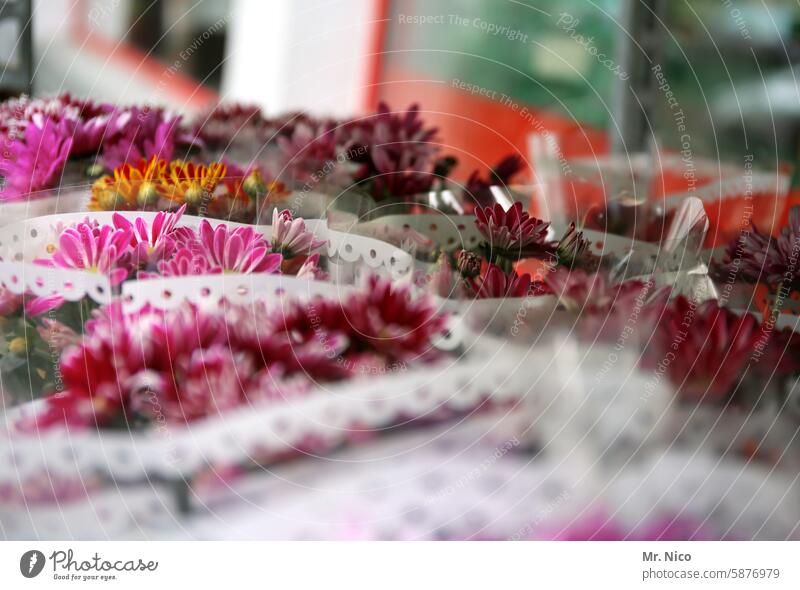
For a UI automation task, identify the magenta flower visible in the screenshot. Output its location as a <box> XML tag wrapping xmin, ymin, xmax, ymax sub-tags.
<box><xmin>198</xmin><ymin>220</ymin><xmax>282</xmax><ymax>274</ymax></box>
<box><xmin>544</xmin><ymin>268</ymin><xmax>668</xmax><ymax>341</ymax></box>
<box><xmin>350</xmin><ymin>103</ymin><xmax>441</xmax><ymax>200</ymax></box>
<box><xmin>34</xmin><ymin>321</ymin><xmax>146</xmax><ymax>429</ymax></box>
<box><xmin>37</xmin><ymin>222</ymin><xmax>133</xmax><ymax>285</ymax></box>
<box><xmin>342</xmin><ymin>274</ymin><xmax>446</xmax><ymax>361</ymax></box>
<box><xmin>475</xmin><ymin>202</ymin><xmax>552</xmax><ymax>260</ymax></box>
<box><xmin>143</xmin><ymin>345</ymin><xmax>252</xmax><ymax>423</ymax></box>
<box><xmin>555</xmin><ymin>222</ymin><xmax>598</xmax><ymax>270</ymax></box>
<box><xmin>545</xmin><ymin>268</ymin><xmax>657</xmax><ymax>313</ymax></box>
<box><xmin>24</xmin><ymin>294</ymin><xmax>65</xmax><ymax>316</ymax></box>
<box><xmin>0</xmin><ymin>117</ymin><xmax>72</xmax><ymax>201</ymax></box>
<box><xmin>157</xmin><ymin>247</ymin><xmax>214</xmax><ymax>277</ymax></box>
<box><xmin>112</xmin><ymin>204</ymin><xmax>187</xmax><ymax>266</ymax></box>
<box><xmin>100</xmin><ymin>107</ymin><xmax>185</xmax><ymax>170</ymax></box>
<box><xmin>31</xmin><ymin>278</ymin><xmax>447</xmax><ymax>430</ymax></box>
<box><xmin>271</xmin><ymin>209</ymin><xmax>326</xmax><ymax>258</ymax></box>
<box><xmin>467</xmin><ymin>264</ymin><xmax>533</xmax><ymax>299</ymax></box>
<box><xmin>275</xmin><ymin>118</ymin><xmax>352</xmax><ymax>186</ymax></box>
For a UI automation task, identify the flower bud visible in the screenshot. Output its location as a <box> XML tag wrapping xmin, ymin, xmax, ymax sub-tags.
<box><xmin>9</xmin><ymin>336</ymin><xmax>28</xmax><ymax>356</ymax></box>
<box><xmin>456</xmin><ymin>250</ymin><xmax>481</xmax><ymax>279</ymax></box>
<box><xmin>243</xmin><ymin>170</ymin><xmax>267</xmax><ymax>200</ymax></box>
<box><xmin>136</xmin><ymin>181</ymin><xmax>160</xmax><ymax>207</ymax></box>
<box><xmin>84</xmin><ymin>162</ymin><xmax>107</xmax><ymax>180</ymax></box>
<box><xmin>183</xmin><ymin>184</ymin><xmax>206</xmax><ymax>208</ymax></box>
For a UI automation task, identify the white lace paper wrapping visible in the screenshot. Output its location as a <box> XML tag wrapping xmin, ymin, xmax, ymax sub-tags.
<box><xmin>0</xmin><ymin>261</ymin><xmax>113</xmax><ymax>304</ymax></box>
<box><xmin>356</xmin><ymin>212</ymin><xmax>709</xmax><ymax>280</ymax></box>
<box><xmin>4</xmin><ymin>411</ymin><xmax>798</xmax><ymax>540</ymax></box>
<box><xmin>0</xmin><ymin>211</ymin><xmax>413</xmax><ymax>305</ymax></box>
<box><xmin>120</xmin><ymin>274</ymin><xmax>358</xmax><ymax>314</ymax></box>
<box><xmin>1</xmin><ymin>349</ymin><xmax>534</xmax><ymax>483</ymax></box>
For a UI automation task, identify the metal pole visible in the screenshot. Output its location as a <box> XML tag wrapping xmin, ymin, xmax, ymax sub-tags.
<box><xmin>0</xmin><ymin>0</ymin><xmax>33</xmax><ymax>96</ymax></box>
<box><xmin>611</xmin><ymin>0</ymin><xmax>666</xmax><ymax>156</ymax></box>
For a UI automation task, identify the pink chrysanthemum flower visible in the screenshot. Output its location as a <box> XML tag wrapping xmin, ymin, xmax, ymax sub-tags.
<box><xmin>198</xmin><ymin>219</ymin><xmax>282</xmax><ymax>274</ymax></box>
<box><xmin>24</xmin><ymin>294</ymin><xmax>65</xmax><ymax>316</ymax></box>
<box><xmin>342</xmin><ymin>274</ymin><xmax>446</xmax><ymax>361</ymax></box>
<box><xmin>0</xmin><ymin>93</ymin><xmax>117</xmax><ymax>158</ymax></box>
<box><xmin>229</xmin><ymin>302</ymin><xmax>350</xmax><ymax>381</ymax></box>
<box><xmin>271</xmin><ymin>209</ymin><xmax>326</xmax><ymax>258</ymax></box>
<box><xmin>545</xmin><ymin>268</ymin><xmax>668</xmax><ymax>340</ymax></box>
<box><xmin>192</xmin><ymin>102</ymin><xmax>268</xmax><ymax>150</ymax></box>
<box><xmin>36</xmin><ymin>222</ymin><xmax>133</xmax><ymax>285</ymax></box>
<box><xmin>142</xmin><ymin>345</ymin><xmax>252</xmax><ymax>423</ymax></box>
<box><xmin>36</xmin><ymin>322</ymin><xmax>146</xmax><ymax>428</ymax></box>
<box><xmin>31</xmin><ymin>279</ymin><xmax>447</xmax><ymax>430</ymax></box>
<box><xmin>157</xmin><ymin>247</ymin><xmax>214</xmax><ymax>277</ymax></box>
<box><xmin>475</xmin><ymin>202</ymin><xmax>553</xmax><ymax>260</ymax></box>
<box><xmin>545</xmin><ymin>268</ymin><xmax>657</xmax><ymax>313</ymax></box>
<box><xmin>467</xmin><ymin>264</ymin><xmax>533</xmax><ymax>299</ymax></box>
<box><xmin>100</xmin><ymin>107</ymin><xmax>185</xmax><ymax>170</ymax></box>
<box><xmin>0</xmin><ymin>117</ymin><xmax>73</xmax><ymax>201</ymax></box>
<box><xmin>275</xmin><ymin>118</ymin><xmax>353</xmax><ymax>186</ymax></box>
<box><xmin>112</xmin><ymin>204</ymin><xmax>186</xmax><ymax>266</ymax></box>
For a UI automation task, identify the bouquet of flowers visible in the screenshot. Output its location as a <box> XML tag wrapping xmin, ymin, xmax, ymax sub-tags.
<box><xmin>16</xmin><ymin>274</ymin><xmax>446</xmax><ymax>432</ymax></box>
<box><xmin>0</xmin><ymin>206</ymin><xmax>328</xmax><ymax>402</ymax></box>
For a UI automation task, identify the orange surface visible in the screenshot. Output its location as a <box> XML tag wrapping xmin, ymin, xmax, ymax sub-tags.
<box><xmin>374</xmin><ymin>66</ymin><xmax>608</xmax><ymax>182</ymax></box>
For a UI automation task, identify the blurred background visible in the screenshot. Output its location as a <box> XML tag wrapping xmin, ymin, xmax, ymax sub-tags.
<box><xmin>1</xmin><ymin>0</ymin><xmax>799</xmax><ymax>186</ymax></box>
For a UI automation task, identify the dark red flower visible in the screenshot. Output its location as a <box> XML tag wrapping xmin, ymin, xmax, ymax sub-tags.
<box><xmin>464</xmin><ymin>154</ymin><xmax>525</xmax><ymax>208</ymax></box>
<box><xmin>475</xmin><ymin>202</ymin><xmax>553</xmax><ymax>261</ymax></box>
<box><xmin>468</xmin><ymin>264</ymin><xmax>533</xmax><ymax>299</ymax></box>
<box><xmin>349</xmin><ymin>102</ymin><xmax>441</xmax><ymax>200</ymax></box>
<box><xmin>646</xmin><ymin>297</ymin><xmax>764</xmax><ymax>403</ymax></box>
<box><xmin>555</xmin><ymin>222</ymin><xmax>599</xmax><ymax>270</ymax></box>
<box><xmin>456</xmin><ymin>249</ymin><xmax>482</xmax><ymax>278</ymax></box>
<box><xmin>192</xmin><ymin>102</ymin><xmax>268</xmax><ymax>150</ymax></box>
<box><xmin>714</xmin><ymin>206</ymin><xmax>800</xmax><ymax>291</ymax></box>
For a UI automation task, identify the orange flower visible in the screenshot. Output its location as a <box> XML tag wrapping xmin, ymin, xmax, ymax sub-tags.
<box><xmin>164</xmin><ymin>160</ymin><xmax>227</xmax><ymax>208</ymax></box>
<box><xmin>89</xmin><ymin>156</ymin><xmax>168</xmax><ymax>210</ymax></box>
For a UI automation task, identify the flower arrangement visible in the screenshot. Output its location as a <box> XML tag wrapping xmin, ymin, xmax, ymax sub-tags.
<box><xmin>0</xmin><ymin>94</ymin><xmax>197</xmax><ymax>201</ymax></box>
<box><xmin>271</xmin><ymin>102</ymin><xmax>526</xmax><ymax>205</ymax></box>
<box><xmin>0</xmin><ymin>207</ymin><xmax>329</xmax><ymax>405</ymax></box>
<box><xmin>30</xmin><ymin>206</ymin><xmax>329</xmax><ymax>286</ymax></box>
<box><xmin>0</xmin><ymin>95</ymin><xmax>527</xmax><ymax>218</ymax></box>
<box><xmin>0</xmin><ymin>286</ymin><xmax>93</xmax><ymax>404</ymax></box>
<box><xmin>714</xmin><ymin>206</ymin><xmax>800</xmax><ymax>294</ymax></box>
<box><xmin>88</xmin><ymin>156</ymin><xmax>287</xmax><ymax>222</ymax></box>
<box><xmin>429</xmin><ymin>201</ymin><xmax>599</xmax><ymax>299</ymax></box>
<box><xmin>24</xmin><ymin>275</ymin><xmax>445</xmax><ymax>431</ymax></box>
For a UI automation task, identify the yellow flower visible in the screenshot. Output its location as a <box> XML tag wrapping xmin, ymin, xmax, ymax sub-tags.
<box><xmin>9</xmin><ymin>336</ymin><xmax>28</xmax><ymax>355</ymax></box>
<box><xmin>89</xmin><ymin>156</ymin><xmax>168</xmax><ymax>210</ymax></box>
<box><xmin>164</xmin><ymin>160</ymin><xmax>228</xmax><ymax>208</ymax></box>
